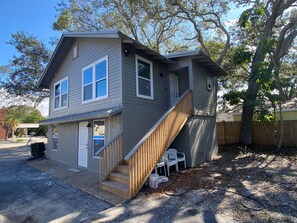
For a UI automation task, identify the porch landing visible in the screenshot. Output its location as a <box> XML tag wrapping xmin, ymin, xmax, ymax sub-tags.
<box><xmin>28</xmin><ymin>158</ymin><xmax>128</xmax><ymax>206</ymax></box>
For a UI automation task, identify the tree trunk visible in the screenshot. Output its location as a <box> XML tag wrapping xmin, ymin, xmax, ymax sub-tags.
<box><xmin>239</xmin><ymin>81</ymin><xmax>259</xmax><ymax>145</ymax></box>
<box><xmin>5</xmin><ymin>129</ymin><xmax>9</xmax><ymax>141</ymax></box>
<box><xmin>277</xmin><ymin>102</ymin><xmax>284</xmax><ymax>149</ymax></box>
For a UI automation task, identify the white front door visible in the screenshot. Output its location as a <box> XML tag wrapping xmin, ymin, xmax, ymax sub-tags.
<box><xmin>169</xmin><ymin>73</ymin><xmax>179</xmax><ymax>106</ymax></box>
<box><xmin>78</xmin><ymin>121</ymin><xmax>88</xmax><ymax>167</ymax></box>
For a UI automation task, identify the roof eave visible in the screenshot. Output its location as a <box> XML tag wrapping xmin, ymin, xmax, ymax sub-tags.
<box><xmin>166</xmin><ymin>50</ymin><xmax>226</xmax><ymax>76</ymax></box>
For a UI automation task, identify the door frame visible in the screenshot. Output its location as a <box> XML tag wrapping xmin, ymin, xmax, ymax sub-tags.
<box><xmin>169</xmin><ymin>73</ymin><xmax>179</xmax><ymax>106</ymax></box>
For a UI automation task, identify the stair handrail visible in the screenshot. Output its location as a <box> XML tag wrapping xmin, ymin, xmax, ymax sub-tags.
<box><xmin>124</xmin><ymin>89</ymin><xmax>192</xmax><ymax>161</ymax></box>
<box><xmin>95</xmin><ymin>131</ymin><xmax>123</xmax><ymax>157</ymax></box>
<box><xmin>98</xmin><ymin>132</ymin><xmax>123</xmax><ymax>182</ymax></box>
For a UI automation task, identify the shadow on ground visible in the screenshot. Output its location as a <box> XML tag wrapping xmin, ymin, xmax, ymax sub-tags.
<box><xmin>93</xmin><ymin>145</ymin><xmax>297</xmax><ymax>223</ymax></box>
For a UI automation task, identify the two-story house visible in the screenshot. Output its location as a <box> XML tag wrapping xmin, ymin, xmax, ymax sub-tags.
<box><xmin>39</xmin><ymin>31</ymin><xmax>225</xmax><ymax>198</ymax></box>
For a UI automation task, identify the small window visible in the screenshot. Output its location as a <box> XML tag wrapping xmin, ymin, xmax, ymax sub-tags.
<box><xmin>207</xmin><ymin>77</ymin><xmax>213</xmax><ymax>91</ymax></box>
<box><xmin>54</xmin><ymin>77</ymin><xmax>68</xmax><ymax>109</ymax></box>
<box><xmin>136</xmin><ymin>55</ymin><xmax>153</xmax><ymax>99</ymax></box>
<box><xmin>73</xmin><ymin>43</ymin><xmax>79</xmax><ymax>59</ymax></box>
<box><xmin>52</xmin><ymin>124</ymin><xmax>58</xmax><ymax>150</ymax></box>
<box><xmin>93</xmin><ymin>120</ymin><xmax>105</xmax><ymax>157</ymax></box>
<box><xmin>82</xmin><ymin>56</ymin><xmax>108</xmax><ymax>102</ymax></box>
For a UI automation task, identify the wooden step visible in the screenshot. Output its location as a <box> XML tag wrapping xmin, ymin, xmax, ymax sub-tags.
<box><xmin>116</xmin><ymin>164</ymin><xmax>129</xmax><ymax>175</ymax></box>
<box><xmin>122</xmin><ymin>160</ymin><xmax>129</xmax><ymax>165</ymax></box>
<box><xmin>100</xmin><ymin>180</ymin><xmax>129</xmax><ymax>198</ymax></box>
<box><xmin>109</xmin><ymin>172</ymin><xmax>129</xmax><ymax>185</ymax></box>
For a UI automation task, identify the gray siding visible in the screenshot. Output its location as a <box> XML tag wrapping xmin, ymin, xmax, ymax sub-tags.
<box><xmin>121</xmin><ymin>44</ymin><xmax>170</xmax><ymax>155</ymax></box>
<box><xmin>49</xmin><ymin>38</ymin><xmax>122</xmax><ymax>119</ymax></box>
<box><xmin>192</xmin><ymin>62</ymin><xmax>217</xmax><ymax>116</ymax></box>
<box><xmin>47</xmin><ymin>123</ymin><xmax>79</xmax><ymax>166</ymax></box>
<box><xmin>47</xmin><ymin>113</ymin><xmax>122</xmax><ymax>173</ymax></box>
<box><xmin>171</xmin><ymin>116</ymin><xmax>218</xmax><ymax>167</ymax></box>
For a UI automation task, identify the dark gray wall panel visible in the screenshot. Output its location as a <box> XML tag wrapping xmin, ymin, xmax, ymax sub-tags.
<box><xmin>121</xmin><ymin>44</ymin><xmax>170</xmax><ymax>156</ymax></box>
<box><xmin>170</xmin><ymin>116</ymin><xmax>218</xmax><ymax>167</ymax></box>
<box><xmin>192</xmin><ymin>62</ymin><xmax>217</xmax><ymax>116</ymax></box>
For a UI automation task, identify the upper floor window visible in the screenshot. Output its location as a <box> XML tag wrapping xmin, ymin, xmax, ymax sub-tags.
<box><xmin>73</xmin><ymin>43</ymin><xmax>79</xmax><ymax>59</ymax></box>
<box><xmin>207</xmin><ymin>77</ymin><xmax>213</xmax><ymax>91</ymax></box>
<box><xmin>54</xmin><ymin>77</ymin><xmax>68</xmax><ymax>109</ymax></box>
<box><xmin>82</xmin><ymin>56</ymin><xmax>108</xmax><ymax>102</ymax></box>
<box><xmin>135</xmin><ymin>55</ymin><xmax>154</xmax><ymax>100</ymax></box>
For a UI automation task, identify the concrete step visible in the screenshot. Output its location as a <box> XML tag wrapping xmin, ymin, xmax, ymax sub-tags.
<box><xmin>100</xmin><ymin>180</ymin><xmax>129</xmax><ymax>198</ymax></box>
<box><xmin>116</xmin><ymin>164</ymin><xmax>129</xmax><ymax>175</ymax></box>
<box><xmin>109</xmin><ymin>172</ymin><xmax>129</xmax><ymax>185</ymax></box>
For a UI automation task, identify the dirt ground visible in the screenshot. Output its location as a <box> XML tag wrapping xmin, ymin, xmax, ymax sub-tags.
<box><xmin>139</xmin><ymin>145</ymin><xmax>297</xmax><ymax>223</ymax></box>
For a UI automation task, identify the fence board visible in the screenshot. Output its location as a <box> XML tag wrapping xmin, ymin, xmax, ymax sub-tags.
<box><xmin>217</xmin><ymin>120</ymin><xmax>297</xmax><ymax>147</ymax></box>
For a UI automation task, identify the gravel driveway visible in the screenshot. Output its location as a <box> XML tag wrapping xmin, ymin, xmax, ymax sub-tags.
<box><xmin>0</xmin><ymin>144</ymin><xmax>111</xmax><ymax>223</ymax></box>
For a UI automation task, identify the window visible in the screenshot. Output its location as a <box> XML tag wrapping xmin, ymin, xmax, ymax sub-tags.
<box><xmin>93</xmin><ymin>120</ymin><xmax>105</xmax><ymax>157</ymax></box>
<box><xmin>207</xmin><ymin>77</ymin><xmax>213</xmax><ymax>91</ymax></box>
<box><xmin>73</xmin><ymin>43</ymin><xmax>79</xmax><ymax>59</ymax></box>
<box><xmin>82</xmin><ymin>56</ymin><xmax>108</xmax><ymax>102</ymax></box>
<box><xmin>136</xmin><ymin>55</ymin><xmax>153</xmax><ymax>99</ymax></box>
<box><xmin>54</xmin><ymin>77</ymin><xmax>68</xmax><ymax>109</ymax></box>
<box><xmin>52</xmin><ymin>124</ymin><xmax>58</xmax><ymax>150</ymax></box>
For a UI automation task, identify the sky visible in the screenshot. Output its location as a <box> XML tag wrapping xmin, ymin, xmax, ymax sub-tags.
<box><xmin>0</xmin><ymin>0</ymin><xmax>61</xmax><ymax>66</ymax></box>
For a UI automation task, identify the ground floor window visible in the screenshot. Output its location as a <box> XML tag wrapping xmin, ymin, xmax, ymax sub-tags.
<box><xmin>52</xmin><ymin>124</ymin><xmax>58</xmax><ymax>150</ymax></box>
<box><xmin>93</xmin><ymin>120</ymin><xmax>105</xmax><ymax>157</ymax></box>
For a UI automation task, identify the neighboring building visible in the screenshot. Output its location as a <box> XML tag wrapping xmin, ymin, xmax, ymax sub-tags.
<box><xmin>39</xmin><ymin>31</ymin><xmax>225</xmax><ymax>198</ymax></box>
<box><xmin>0</xmin><ymin>109</ymin><xmax>7</xmax><ymax>140</ymax></box>
<box><xmin>217</xmin><ymin>97</ymin><xmax>297</xmax><ymax>122</ymax></box>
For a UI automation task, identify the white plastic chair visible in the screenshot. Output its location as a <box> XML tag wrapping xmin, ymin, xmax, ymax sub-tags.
<box><xmin>164</xmin><ymin>149</ymin><xmax>179</xmax><ymax>176</ymax></box>
<box><xmin>154</xmin><ymin>156</ymin><xmax>167</xmax><ymax>176</ymax></box>
<box><xmin>168</xmin><ymin>148</ymin><xmax>186</xmax><ymax>169</ymax></box>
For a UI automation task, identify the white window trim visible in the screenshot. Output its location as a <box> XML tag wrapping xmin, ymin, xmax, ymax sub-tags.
<box><xmin>73</xmin><ymin>43</ymin><xmax>79</xmax><ymax>59</ymax></box>
<box><xmin>53</xmin><ymin>77</ymin><xmax>68</xmax><ymax>111</ymax></box>
<box><xmin>82</xmin><ymin>56</ymin><xmax>109</xmax><ymax>104</ymax></box>
<box><xmin>135</xmin><ymin>55</ymin><xmax>154</xmax><ymax>100</ymax></box>
<box><xmin>92</xmin><ymin>119</ymin><xmax>105</xmax><ymax>158</ymax></box>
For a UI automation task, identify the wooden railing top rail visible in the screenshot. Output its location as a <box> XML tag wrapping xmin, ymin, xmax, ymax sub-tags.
<box><xmin>95</xmin><ymin>131</ymin><xmax>123</xmax><ymax>157</ymax></box>
<box><xmin>124</xmin><ymin>89</ymin><xmax>192</xmax><ymax>160</ymax></box>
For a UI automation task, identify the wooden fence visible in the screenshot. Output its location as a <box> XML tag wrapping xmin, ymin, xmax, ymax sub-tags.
<box><xmin>217</xmin><ymin>120</ymin><xmax>297</xmax><ymax>148</ymax></box>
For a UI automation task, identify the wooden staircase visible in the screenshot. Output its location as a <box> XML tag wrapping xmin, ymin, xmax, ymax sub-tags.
<box><xmin>100</xmin><ymin>162</ymin><xmax>129</xmax><ymax>197</ymax></box>
<box><xmin>99</xmin><ymin>90</ymin><xmax>193</xmax><ymax>198</ymax></box>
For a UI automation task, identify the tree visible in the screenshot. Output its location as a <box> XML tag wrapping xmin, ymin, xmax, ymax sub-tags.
<box><xmin>0</xmin><ymin>31</ymin><xmax>51</xmax><ymax>106</ymax></box>
<box><xmin>1</xmin><ymin>106</ymin><xmax>44</xmax><ymax>139</ymax></box>
<box><xmin>2</xmin><ymin>109</ymin><xmax>20</xmax><ymax>140</ymax></box>
<box><xmin>164</xmin><ymin>0</ymin><xmax>232</xmax><ymax>65</ymax></box>
<box><xmin>232</xmin><ymin>0</ymin><xmax>297</xmax><ymax>145</ymax></box>
<box><xmin>53</xmin><ymin>0</ymin><xmax>191</xmax><ymax>54</ymax></box>
<box><xmin>5</xmin><ymin>106</ymin><xmax>44</xmax><ymax>124</ymax></box>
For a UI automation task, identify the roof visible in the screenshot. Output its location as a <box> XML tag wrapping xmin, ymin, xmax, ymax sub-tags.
<box><xmin>17</xmin><ymin>123</ymin><xmax>39</xmax><ymax>128</ymax></box>
<box><xmin>39</xmin><ymin>106</ymin><xmax>123</xmax><ymax>125</ymax></box>
<box><xmin>219</xmin><ymin>97</ymin><xmax>297</xmax><ymax>114</ymax></box>
<box><xmin>166</xmin><ymin>50</ymin><xmax>226</xmax><ymax>76</ymax></box>
<box><xmin>282</xmin><ymin>97</ymin><xmax>297</xmax><ymax>109</ymax></box>
<box><xmin>39</xmin><ymin>31</ymin><xmax>226</xmax><ymax>88</ymax></box>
